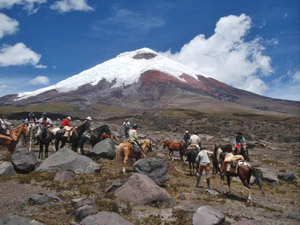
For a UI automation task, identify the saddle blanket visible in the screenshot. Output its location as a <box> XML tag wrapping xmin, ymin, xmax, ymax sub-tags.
<box><xmin>224</xmin><ymin>153</ymin><xmax>244</xmax><ymax>162</ymax></box>
<box><xmin>133</xmin><ymin>145</ymin><xmax>141</xmax><ymax>154</ymax></box>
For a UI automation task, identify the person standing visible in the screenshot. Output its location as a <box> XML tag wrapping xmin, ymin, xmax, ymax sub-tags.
<box><xmin>195</xmin><ymin>149</ymin><xmax>214</xmax><ymax>189</ymax></box>
<box><xmin>122</xmin><ymin>119</ymin><xmax>131</xmax><ymax>138</ymax></box>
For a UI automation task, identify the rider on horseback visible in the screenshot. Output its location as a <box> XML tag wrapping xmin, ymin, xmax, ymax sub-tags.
<box><xmin>195</xmin><ymin>148</ymin><xmax>213</xmax><ymax>189</ymax></box>
<box><xmin>128</xmin><ymin>124</ymin><xmax>141</xmax><ymax>156</ymax></box>
<box><xmin>35</xmin><ymin>112</ymin><xmax>53</xmax><ymax>145</ymax></box>
<box><xmin>234</xmin><ymin>132</ymin><xmax>249</xmax><ymax>160</ymax></box>
<box><xmin>25</xmin><ymin>112</ymin><xmax>37</xmax><ymax>124</ymax></box>
<box><xmin>0</xmin><ymin>114</ymin><xmax>11</xmax><ymax>137</ymax></box>
<box><xmin>183</xmin><ymin>130</ymin><xmax>190</xmax><ymax>149</ymax></box>
<box><xmin>189</xmin><ymin>130</ymin><xmax>201</xmax><ymax>153</ymax></box>
<box><xmin>61</xmin><ymin>116</ymin><xmax>72</xmax><ymax>141</ymax></box>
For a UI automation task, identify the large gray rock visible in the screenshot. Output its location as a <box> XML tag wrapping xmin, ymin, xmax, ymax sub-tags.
<box><xmin>29</xmin><ymin>193</ymin><xmax>61</xmax><ymax>205</ymax></box>
<box><xmin>278</xmin><ymin>172</ymin><xmax>296</xmax><ymax>182</ymax></box>
<box><xmin>0</xmin><ymin>161</ymin><xmax>16</xmax><ymax>176</ymax></box>
<box><xmin>36</xmin><ymin>148</ymin><xmax>101</xmax><ymax>174</ymax></box>
<box><xmin>114</xmin><ymin>173</ymin><xmax>174</xmax><ymax>206</ymax></box>
<box><xmin>133</xmin><ymin>157</ymin><xmax>169</xmax><ymax>186</ymax></box>
<box><xmin>90</xmin><ymin>139</ymin><xmax>115</xmax><ymax>160</ymax></box>
<box><xmin>80</xmin><ymin>211</ymin><xmax>133</xmax><ymax>225</ymax></box>
<box><xmin>256</xmin><ymin>168</ymin><xmax>279</xmax><ymax>185</ymax></box>
<box><xmin>12</xmin><ymin>150</ymin><xmax>37</xmax><ymax>173</ymax></box>
<box><xmin>71</xmin><ymin>197</ymin><xmax>98</xmax><ymax>221</ymax></box>
<box><xmin>193</xmin><ymin>206</ymin><xmax>225</xmax><ymax>225</ymax></box>
<box><xmin>0</xmin><ymin>215</ymin><xmax>44</xmax><ymax>225</ymax></box>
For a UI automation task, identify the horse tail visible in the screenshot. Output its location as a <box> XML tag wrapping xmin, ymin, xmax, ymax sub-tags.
<box><xmin>252</xmin><ymin>166</ymin><xmax>263</xmax><ymax>190</ymax></box>
<box><xmin>116</xmin><ymin>143</ymin><xmax>124</xmax><ymax>162</ymax></box>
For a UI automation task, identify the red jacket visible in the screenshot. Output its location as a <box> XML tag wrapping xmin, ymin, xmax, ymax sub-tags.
<box><xmin>62</xmin><ymin>118</ymin><xmax>70</xmax><ymax>127</ymax></box>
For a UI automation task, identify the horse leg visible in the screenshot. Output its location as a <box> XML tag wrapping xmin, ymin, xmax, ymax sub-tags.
<box><xmin>227</xmin><ymin>175</ymin><xmax>231</xmax><ymax>194</ymax></box>
<box><xmin>122</xmin><ymin>155</ymin><xmax>129</xmax><ymax>174</ymax></box>
<box><xmin>39</xmin><ymin>143</ymin><xmax>43</xmax><ymax>159</ymax></box>
<box><xmin>45</xmin><ymin>143</ymin><xmax>49</xmax><ymax>158</ymax></box>
<box><xmin>221</xmin><ymin>174</ymin><xmax>225</xmax><ymax>194</ymax></box>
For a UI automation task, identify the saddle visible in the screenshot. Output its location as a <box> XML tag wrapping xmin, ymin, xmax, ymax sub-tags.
<box><xmin>224</xmin><ymin>153</ymin><xmax>245</xmax><ymax>173</ymax></box>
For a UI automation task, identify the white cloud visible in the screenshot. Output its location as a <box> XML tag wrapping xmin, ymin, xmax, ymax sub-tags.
<box><xmin>28</xmin><ymin>76</ymin><xmax>49</xmax><ymax>85</ymax></box>
<box><xmin>292</xmin><ymin>70</ymin><xmax>300</xmax><ymax>84</ymax></box>
<box><xmin>0</xmin><ymin>0</ymin><xmax>46</xmax><ymax>14</ymax></box>
<box><xmin>0</xmin><ymin>43</ymin><xmax>42</xmax><ymax>67</ymax></box>
<box><xmin>161</xmin><ymin>14</ymin><xmax>273</xmax><ymax>95</ymax></box>
<box><xmin>0</xmin><ymin>13</ymin><xmax>19</xmax><ymax>39</ymax></box>
<box><xmin>50</xmin><ymin>0</ymin><xmax>93</xmax><ymax>13</ymax></box>
<box><xmin>34</xmin><ymin>64</ymin><xmax>47</xmax><ymax>69</ymax></box>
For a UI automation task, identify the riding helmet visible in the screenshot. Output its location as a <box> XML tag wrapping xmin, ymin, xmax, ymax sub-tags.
<box><xmin>42</xmin><ymin>112</ymin><xmax>47</xmax><ymax>116</ymax></box>
<box><xmin>86</xmin><ymin>116</ymin><xmax>92</xmax><ymax>121</ymax></box>
<box><xmin>133</xmin><ymin>124</ymin><xmax>138</xmax><ymax>129</ymax></box>
<box><xmin>193</xmin><ymin>130</ymin><xmax>198</xmax><ymax>134</ymax></box>
<box><xmin>29</xmin><ymin>112</ymin><xmax>35</xmax><ymax>116</ymax></box>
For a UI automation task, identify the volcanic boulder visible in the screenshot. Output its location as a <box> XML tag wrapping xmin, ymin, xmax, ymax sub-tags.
<box><xmin>133</xmin><ymin>157</ymin><xmax>169</xmax><ymax>186</ymax></box>
<box><xmin>80</xmin><ymin>211</ymin><xmax>133</xmax><ymax>225</ymax></box>
<box><xmin>114</xmin><ymin>173</ymin><xmax>174</xmax><ymax>206</ymax></box>
<box><xmin>11</xmin><ymin>150</ymin><xmax>37</xmax><ymax>173</ymax></box>
<box><xmin>193</xmin><ymin>206</ymin><xmax>225</xmax><ymax>225</ymax></box>
<box><xmin>0</xmin><ymin>161</ymin><xmax>16</xmax><ymax>176</ymax></box>
<box><xmin>36</xmin><ymin>148</ymin><xmax>101</xmax><ymax>174</ymax></box>
<box><xmin>89</xmin><ymin>139</ymin><xmax>116</xmax><ymax>160</ymax></box>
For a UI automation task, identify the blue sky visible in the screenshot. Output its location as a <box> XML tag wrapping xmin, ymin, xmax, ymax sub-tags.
<box><xmin>0</xmin><ymin>0</ymin><xmax>299</xmax><ymax>101</ymax></box>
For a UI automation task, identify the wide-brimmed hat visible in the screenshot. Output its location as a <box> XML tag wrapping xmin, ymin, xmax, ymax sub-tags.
<box><xmin>29</xmin><ymin>112</ymin><xmax>35</xmax><ymax>116</ymax></box>
<box><xmin>67</xmin><ymin>116</ymin><xmax>71</xmax><ymax>120</ymax></box>
<box><xmin>42</xmin><ymin>112</ymin><xmax>47</xmax><ymax>116</ymax></box>
<box><xmin>236</xmin><ymin>132</ymin><xmax>243</xmax><ymax>135</ymax></box>
<box><xmin>86</xmin><ymin>116</ymin><xmax>92</xmax><ymax>121</ymax></box>
<box><xmin>185</xmin><ymin>130</ymin><xmax>189</xmax><ymax>133</ymax></box>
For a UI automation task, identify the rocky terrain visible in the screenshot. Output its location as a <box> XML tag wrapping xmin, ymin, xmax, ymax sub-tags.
<box><xmin>0</xmin><ymin>112</ymin><xmax>299</xmax><ymax>225</ymax></box>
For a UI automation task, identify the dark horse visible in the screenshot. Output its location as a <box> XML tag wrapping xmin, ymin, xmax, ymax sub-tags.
<box><xmin>55</xmin><ymin>121</ymin><xmax>90</xmax><ymax>152</ymax></box>
<box><xmin>212</xmin><ymin>146</ymin><xmax>263</xmax><ymax>201</ymax></box>
<box><xmin>37</xmin><ymin>125</ymin><xmax>53</xmax><ymax>159</ymax></box>
<box><xmin>186</xmin><ymin>145</ymin><xmax>198</xmax><ymax>176</ymax></box>
<box><xmin>79</xmin><ymin>125</ymin><xmax>114</xmax><ymax>154</ymax></box>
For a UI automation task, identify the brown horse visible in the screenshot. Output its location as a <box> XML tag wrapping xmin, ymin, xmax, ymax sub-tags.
<box><xmin>0</xmin><ymin>124</ymin><xmax>28</xmax><ymax>154</ymax></box>
<box><xmin>162</xmin><ymin>141</ymin><xmax>184</xmax><ymax>160</ymax></box>
<box><xmin>213</xmin><ymin>146</ymin><xmax>263</xmax><ymax>201</ymax></box>
<box><xmin>116</xmin><ymin>139</ymin><xmax>152</xmax><ymax>173</ymax></box>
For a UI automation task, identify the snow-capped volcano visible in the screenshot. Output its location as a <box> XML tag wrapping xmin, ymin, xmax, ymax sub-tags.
<box><xmin>17</xmin><ymin>48</ymin><xmax>201</xmax><ymax>100</ymax></box>
<box><xmin>1</xmin><ymin>47</ymin><xmax>298</xmax><ymax>117</ymax></box>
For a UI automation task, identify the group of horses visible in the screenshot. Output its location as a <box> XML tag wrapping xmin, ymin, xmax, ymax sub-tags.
<box><xmin>162</xmin><ymin>140</ymin><xmax>263</xmax><ymax>201</ymax></box>
<box><xmin>0</xmin><ymin>122</ymin><xmax>153</xmax><ymax>175</ymax></box>
<box><xmin>0</xmin><ymin>122</ymin><xmax>262</xmax><ymax>201</ymax></box>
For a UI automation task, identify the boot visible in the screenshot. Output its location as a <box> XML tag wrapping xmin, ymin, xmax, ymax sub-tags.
<box><xmin>196</xmin><ymin>174</ymin><xmax>201</xmax><ymax>187</ymax></box>
<box><xmin>206</xmin><ymin>178</ymin><xmax>211</xmax><ymax>190</ymax></box>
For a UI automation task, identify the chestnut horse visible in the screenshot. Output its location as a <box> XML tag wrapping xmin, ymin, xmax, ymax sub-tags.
<box><xmin>162</xmin><ymin>141</ymin><xmax>184</xmax><ymax>160</ymax></box>
<box><xmin>116</xmin><ymin>139</ymin><xmax>152</xmax><ymax>173</ymax></box>
<box><xmin>0</xmin><ymin>124</ymin><xmax>28</xmax><ymax>154</ymax></box>
<box><xmin>213</xmin><ymin>146</ymin><xmax>263</xmax><ymax>201</ymax></box>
